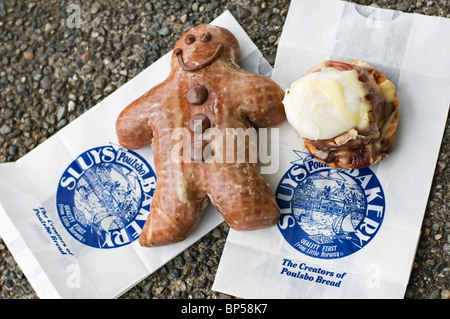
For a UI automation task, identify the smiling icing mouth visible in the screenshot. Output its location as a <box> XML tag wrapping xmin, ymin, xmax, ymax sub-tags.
<box><xmin>174</xmin><ymin>44</ymin><xmax>224</xmax><ymax>71</ymax></box>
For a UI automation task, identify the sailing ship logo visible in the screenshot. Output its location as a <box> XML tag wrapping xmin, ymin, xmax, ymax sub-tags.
<box><xmin>276</xmin><ymin>151</ymin><xmax>385</xmax><ymax>259</ymax></box>
<box><xmin>56</xmin><ymin>145</ymin><xmax>156</xmax><ymax>249</ymax></box>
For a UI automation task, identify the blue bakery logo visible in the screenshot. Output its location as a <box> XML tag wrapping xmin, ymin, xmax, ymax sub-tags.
<box><xmin>276</xmin><ymin>151</ymin><xmax>385</xmax><ymax>259</ymax></box>
<box><xmin>56</xmin><ymin>145</ymin><xmax>156</xmax><ymax>249</ymax></box>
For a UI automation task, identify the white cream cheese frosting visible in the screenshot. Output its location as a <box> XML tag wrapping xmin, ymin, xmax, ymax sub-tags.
<box><xmin>283</xmin><ymin>67</ymin><xmax>372</xmax><ymax>140</ymax></box>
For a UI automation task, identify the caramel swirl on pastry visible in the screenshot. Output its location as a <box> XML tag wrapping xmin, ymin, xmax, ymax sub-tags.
<box><xmin>283</xmin><ymin>60</ymin><xmax>399</xmax><ymax>169</ymax></box>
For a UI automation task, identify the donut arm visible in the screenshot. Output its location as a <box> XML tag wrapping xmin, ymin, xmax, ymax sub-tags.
<box><xmin>236</xmin><ymin>73</ymin><xmax>286</xmax><ymax>127</ymax></box>
<box><xmin>115</xmin><ymin>84</ymin><xmax>168</xmax><ymax>150</ymax></box>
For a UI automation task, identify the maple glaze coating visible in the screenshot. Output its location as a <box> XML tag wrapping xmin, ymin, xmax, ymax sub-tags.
<box><xmin>116</xmin><ymin>25</ymin><xmax>286</xmax><ymax>246</ymax></box>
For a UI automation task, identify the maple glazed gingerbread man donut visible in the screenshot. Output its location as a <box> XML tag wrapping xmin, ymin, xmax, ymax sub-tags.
<box><xmin>116</xmin><ymin>24</ymin><xmax>286</xmax><ymax>246</ymax></box>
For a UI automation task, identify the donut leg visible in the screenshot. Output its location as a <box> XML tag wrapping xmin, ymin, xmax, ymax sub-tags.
<box><xmin>139</xmin><ymin>173</ymin><xmax>208</xmax><ymax>247</ymax></box>
<box><xmin>206</xmin><ymin>163</ymin><xmax>280</xmax><ymax>230</ymax></box>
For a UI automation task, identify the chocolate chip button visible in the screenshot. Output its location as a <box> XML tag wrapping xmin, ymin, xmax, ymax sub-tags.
<box><xmin>189</xmin><ymin>114</ymin><xmax>211</xmax><ymax>133</ymax></box>
<box><xmin>186</xmin><ymin>85</ymin><xmax>208</xmax><ymax>105</ymax></box>
<box><xmin>190</xmin><ymin>140</ymin><xmax>208</xmax><ymax>163</ymax></box>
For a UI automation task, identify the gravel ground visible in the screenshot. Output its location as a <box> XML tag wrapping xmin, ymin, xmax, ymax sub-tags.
<box><xmin>0</xmin><ymin>0</ymin><xmax>449</xmax><ymax>299</ymax></box>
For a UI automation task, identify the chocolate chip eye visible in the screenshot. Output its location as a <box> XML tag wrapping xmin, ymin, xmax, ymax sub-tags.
<box><xmin>200</xmin><ymin>32</ymin><xmax>212</xmax><ymax>42</ymax></box>
<box><xmin>185</xmin><ymin>34</ymin><xmax>196</xmax><ymax>44</ymax></box>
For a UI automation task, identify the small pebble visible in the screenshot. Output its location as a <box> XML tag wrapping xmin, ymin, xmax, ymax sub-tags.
<box><xmin>428</xmin><ymin>289</ymin><xmax>442</xmax><ymax>299</ymax></box>
<box><xmin>22</xmin><ymin>51</ymin><xmax>34</xmax><ymax>60</ymax></box>
<box><xmin>442</xmin><ymin>289</ymin><xmax>450</xmax><ymax>299</ymax></box>
<box><xmin>0</xmin><ymin>124</ymin><xmax>11</xmax><ymax>135</ymax></box>
<box><xmin>68</xmin><ymin>101</ymin><xmax>76</xmax><ymax>112</ymax></box>
<box><xmin>40</xmin><ymin>76</ymin><xmax>53</xmax><ymax>91</ymax></box>
<box><xmin>31</xmin><ymin>69</ymin><xmax>43</xmax><ymax>82</ymax></box>
<box><xmin>170</xmin><ymin>268</ymin><xmax>181</xmax><ymax>278</ymax></box>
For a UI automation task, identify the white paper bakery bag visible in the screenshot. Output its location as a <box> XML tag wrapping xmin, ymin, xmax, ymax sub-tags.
<box><xmin>0</xmin><ymin>11</ymin><xmax>273</xmax><ymax>299</ymax></box>
<box><xmin>213</xmin><ymin>0</ymin><xmax>450</xmax><ymax>299</ymax></box>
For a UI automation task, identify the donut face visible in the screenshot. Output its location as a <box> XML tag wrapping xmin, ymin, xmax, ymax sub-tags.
<box><xmin>172</xmin><ymin>25</ymin><xmax>240</xmax><ymax>71</ymax></box>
